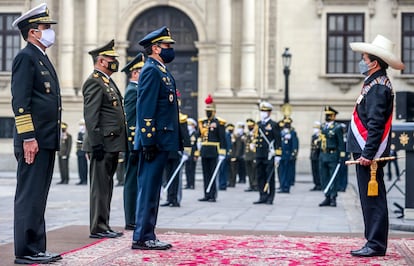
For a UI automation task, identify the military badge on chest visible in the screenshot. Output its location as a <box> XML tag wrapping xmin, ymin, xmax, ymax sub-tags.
<box><xmin>210</xmin><ymin>122</ymin><xmax>217</xmax><ymax>131</ymax></box>
<box><xmin>44</xmin><ymin>82</ymin><xmax>51</xmax><ymax>93</ymax></box>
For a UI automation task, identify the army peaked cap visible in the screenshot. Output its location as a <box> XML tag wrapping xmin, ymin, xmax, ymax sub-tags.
<box><xmin>88</xmin><ymin>39</ymin><xmax>119</xmax><ymax>59</ymax></box>
<box><xmin>121</xmin><ymin>52</ymin><xmax>145</xmax><ymax>73</ymax></box>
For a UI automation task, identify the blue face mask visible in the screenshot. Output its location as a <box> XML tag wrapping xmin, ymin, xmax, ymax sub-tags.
<box><xmin>159</xmin><ymin>47</ymin><xmax>175</xmax><ymax>63</ymax></box>
<box><xmin>358</xmin><ymin>59</ymin><xmax>370</xmax><ymax>76</ymax></box>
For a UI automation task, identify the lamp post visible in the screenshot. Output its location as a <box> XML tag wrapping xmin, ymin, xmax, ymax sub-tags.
<box><xmin>282</xmin><ymin>47</ymin><xmax>292</xmax><ymax>104</ymax></box>
<box><xmin>281</xmin><ymin>48</ymin><xmax>292</xmax><ymax>117</ymax></box>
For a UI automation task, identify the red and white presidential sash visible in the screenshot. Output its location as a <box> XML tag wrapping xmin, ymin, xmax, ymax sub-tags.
<box><xmin>350</xmin><ymin>76</ymin><xmax>393</xmax><ymax>159</ymax></box>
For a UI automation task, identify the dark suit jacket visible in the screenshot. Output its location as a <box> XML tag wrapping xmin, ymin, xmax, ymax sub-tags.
<box><xmin>11</xmin><ymin>43</ymin><xmax>61</xmax><ymax>151</ymax></box>
<box><xmin>82</xmin><ymin>70</ymin><xmax>127</xmax><ymax>153</ymax></box>
<box><xmin>134</xmin><ymin>57</ymin><xmax>182</xmax><ymax>152</ymax></box>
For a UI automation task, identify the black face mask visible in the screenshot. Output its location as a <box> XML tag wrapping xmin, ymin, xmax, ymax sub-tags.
<box><xmin>325</xmin><ymin>114</ymin><xmax>333</xmax><ymax>122</ymax></box>
<box><xmin>105</xmin><ymin>59</ymin><xmax>119</xmax><ymax>72</ymax></box>
<box><xmin>206</xmin><ymin>110</ymin><xmax>213</xmax><ymax>119</ymax></box>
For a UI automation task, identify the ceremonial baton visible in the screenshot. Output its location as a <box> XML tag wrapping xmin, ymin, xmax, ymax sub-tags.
<box><xmin>163</xmin><ymin>155</ymin><xmax>188</xmax><ymax>194</ymax></box>
<box><xmin>206</xmin><ymin>157</ymin><xmax>224</xmax><ymax>193</ymax></box>
<box><xmin>345</xmin><ymin>156</ymin><xmax>400</xmax><ymax>165</ymax></box>
<box><xmin>323</xmin><ymin>163</ymin><xmax>341</xmax><ymax>194</ymax></box>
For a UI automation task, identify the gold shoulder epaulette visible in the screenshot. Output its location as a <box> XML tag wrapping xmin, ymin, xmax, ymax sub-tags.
<box><xmin>217</xmin><ymin>116</ymin><xmax>226</xmax><ymax>125</ymax></box>
<box><xmin>198</xmin><ymin>117</ymin><xmax>207</xmax><ymax>122</ymax></box>
<box><xmin>179</xmin><ymin>113</ymin><xmax>188</xmax><ymax>123</ymax></box>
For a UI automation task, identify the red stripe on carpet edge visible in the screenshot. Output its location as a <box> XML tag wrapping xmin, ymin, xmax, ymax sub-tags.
<box><xmin>61</xmin><ymin>238</ymin><xmax>107</xmax><ymax>256</ymax></box>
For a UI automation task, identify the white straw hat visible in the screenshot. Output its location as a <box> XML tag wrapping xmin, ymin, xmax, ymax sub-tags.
<box><xmin>350</xmin><ymin>35</ymin><xmax>405</xmax><ymax>70</ymax></box>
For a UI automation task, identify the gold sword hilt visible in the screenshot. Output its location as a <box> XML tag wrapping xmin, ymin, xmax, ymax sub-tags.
<box><xmin>345</xmin><ymin>156</ymin><xmax>402</xmax><ymax>166</ymax></box>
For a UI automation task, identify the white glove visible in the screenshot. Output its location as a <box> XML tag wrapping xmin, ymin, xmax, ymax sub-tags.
<box><xmin>218</xmin><ymin>154</ymin><xmax>225</xmax><ymax>161</ymax></box>
<box><xmin>274</xmin><ymin>156</ymin><xmax>281</xmax><ymax>165</ymax></box>
<box><xmin>182</xmin><ymin>153</ymin><xmax>189</xmax><ymax>162</ymax></box>
<box><xmin>197</xmin><ymin>141</ymin><xmax>202</xmax><ymax>151</ymax></box>
<box><xmin>249</xmin><ymin>143</ymin><xmax>255</xmax><ymax>151</ymax></box>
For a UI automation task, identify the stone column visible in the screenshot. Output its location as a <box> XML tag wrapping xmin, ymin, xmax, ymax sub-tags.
<box><xmin>215</xmin><ymin>0</ymin><xmax>233</xmax><ymax>97</ymax></box>
<box><xmin>59</xmin><ymin>0</ymin><xmax>75</xmax><ymax>96</ymax></box>
<box><xmin>82</xmin><ymin>0</ymin><xmax>98</xmax><ymax>82</ymax></box>
<box><xmin>237</xmin><ymin>0</ymin><xmax>257</xmax><ymax>97</ymax></box>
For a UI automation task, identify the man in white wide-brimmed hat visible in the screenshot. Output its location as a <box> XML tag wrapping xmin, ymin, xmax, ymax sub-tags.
<box><xmin>347</xmin><ymin>35</ymin><xmax>404</xmax><ymax>258</ymax></box>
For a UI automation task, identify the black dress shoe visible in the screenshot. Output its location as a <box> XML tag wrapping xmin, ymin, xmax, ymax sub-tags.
<box><xmin>277</xmin><ymin>190</ymin><xmax>289</xmax><ymax>193</ymax></box>
<box><xmin>125</xmin><ymin>224</ymin><xmax>136</xmax><ymax>230</ymax></box>
<box><xmin>160</xmin><ymin>201</ymin><xmax>172</xmax><ymax>207</ymax></box>
<box><xmin>266</xmin><ymin>201</ymin><xmax>273</xmax><ymax>205</ymax></box>
<box><xmin>253</xmin><ymin>200</ymin><xmax>266</xmax><ymax>204</ymax></box>
<box><xmin>15</xmin><ymin>252</ymin><xmax>55</xmax><ymax>264</ymax></box>
<box><xmin>45</xmin><ymin>251</ymin><xmax>62</xmax><ymax>261</ymax></box>
<box><xmin>170</xmin><ymin>202</ymin><xmax>180</xmax><ymax>207</ymax></box>
<box><xmin>319</xmin><ymin>197</ymin><xmax>331</xmax><ymax>207</ymax></box>
<box><xmin>198</xmin><ymin>197</ymin><xmax>209</xmax><ymax>202</ymax></box>
<box><xmin>310</xmin><ymin>186</ymin><xmax>321</xmax><ymax>191</ymax></box>
<box><xmin>89</xmin><ymin>230</ymin><xmax>118</xmax><ymax>239</ymax></box>
<box><xmin>208</xmin><ymin>198</ymin><xmax>216</xmax><ymax>202</ymax></box>
<box><xmin>350</xmin><ymin>246</ymin><xmax>385</xmax><ymax>257</ymax></box>
<box><xmin>108</xmin><ymin>229</ymin><xmax>123</xmax><ymax>237</ymax></box>
<box><xmin>244</xmin><ymin>188</ymin><xmax>254</xmax><ymax>192</ymax></box>
<box><xmin>76</xmin><ymin>181</ymin><xmax>87</xmax><ymax>185</ymax></box>
<box><xmin>132</xmin><ymin>239</ymin><xmax>172</xmax><ymax>250</ymax></box>
<box><xmin>56</xmin><ymin>181</ymin><xmax>65</xmax><ymax>185</ymax></box>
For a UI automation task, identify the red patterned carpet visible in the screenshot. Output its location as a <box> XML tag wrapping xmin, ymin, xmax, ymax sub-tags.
<box><xmin>50</xmin><ymin>231</ymin><xmax>414</xmax><ymax>265</ymax></box>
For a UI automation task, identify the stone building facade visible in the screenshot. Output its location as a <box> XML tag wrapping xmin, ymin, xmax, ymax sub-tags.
<box><xmin>0</xmin><ymin>0</ymin><xmax>412</xmax><ymax>173</ymax></box>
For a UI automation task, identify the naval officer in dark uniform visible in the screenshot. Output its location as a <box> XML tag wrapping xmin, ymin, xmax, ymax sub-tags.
<box><xmin>82</xmin><ymin>40</ymin><xmax>127</xmax><ymax>239</ymax></box>
<box><xmin>11</xmin><ymin>3</ymin><xmax>62</xmax><ymax>264</ymax></box>
<box><xmin>253</xmin><ymin>102</ymin><xmax>282</xmax><ymax>205</ymax></box>
<box><xmin>132</xmin><ymin>26</ymin><xmax>182</xmax><ymax>250</ymax></box>
<box><xmin>121</xmin><ymin>52</ymin><xmax>145</xmax><ymax>230</ymax></box>
<box><xmin>198</xmin><ymin>95</ymin><xmax>227</xmax><ymax>202</ymax></box>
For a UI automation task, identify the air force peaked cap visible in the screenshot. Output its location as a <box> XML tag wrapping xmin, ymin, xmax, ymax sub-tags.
<box><xmin>12</xmin><ymin>3</ymin><xmax>57</xmax><ymax>30</ymax></box>
<box><xmin>88</xmin><ymin>39</ymin><xmax>119</xmax><ymax>59</ymax></box>
<box><xmin>138</xmin><ymin>26</ymin><xmax>175</xmax><ymax>48</ymax></box>
<box><xmin>121</xmin><ymin>52</ymin><xmax>145</xmax><ymax>73</ymax></box>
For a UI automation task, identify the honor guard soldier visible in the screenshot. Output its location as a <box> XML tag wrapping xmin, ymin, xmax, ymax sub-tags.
<box><xmin>185</xmin><ymin>118</ymin><xmax>199</xmax><ymax>189</ymax></box>
<box><xmin>121</xmin><ymin>52</ymin><xmax>145</xmax><ymax>230</ymax></box>
<box><xmin>57</xmin><ymin>122</ymin><xmax>72</xmax><ymax>184</ymax></box>
<box><xmin>253</xmin><ymin>102</ymin><xmax>282</xmax><ymax>205</ymax></box>
<box><xmin>161</xmin><ymin>91</ymin><xmax>191</xmax><ymax>207</ymax></box>
<box><xmin>198</xmin><ymin>95</ymin><xmax>227</xmax><ymax>202</ymax></box>
<box><xmin>277</xmin><ymin>117</ymin><xmax>299</xmax><ymax>193</ymax></box>
<box><xmin>310</xmin><ymin>121</ymin><xmax>322</xmax><ymax>191</ymax></box>
<box><xmin>82</xmin><ymin>40</ymin><xmax>127</xmax><ymax>239</ymax></box>
<box><xmin>220</xmin><ymin>123</ymin><xmax>234</xmax><ymax>189</ymax></box>
<box><xmin>11</xmin><ymin>3</ymin><xmax>63</xmax><ymax>264</ymax></box>
<box><xmin>244</xmin><ymin>118</ymin><xmax>258</xmax><ymax>192</ymax></box>
<box><xmin>76</xmin><ymin>119</ymin><xmax>88</xmax><ymax>185</ymax></box>
<box><xmin>318</xmin><ymin>106</ymin><xmax>345</xmax><ymax>207</ymax></box>
<box><xmin>132</xmin><ymin>26</ymin><xmax>181</xmax><ymax>250</ymax></box>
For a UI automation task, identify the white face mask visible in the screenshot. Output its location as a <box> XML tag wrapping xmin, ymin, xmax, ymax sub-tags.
<box><xmin>260</xmin><ymin>111</ymin><xmax>269</xmax><ymax>121</ymax></box>
<box><xmin>36</xmin><ymin>28</ymin><xmax>55</xmax><ymax>48</ymax></box>
<box><xmin>236</xmin><ymin>128</ymin><xmax>244</xmax><ymax>135</ymax></box>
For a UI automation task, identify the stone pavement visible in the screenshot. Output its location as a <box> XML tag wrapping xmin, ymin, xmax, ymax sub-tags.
<box><xmin>0</xmin><ymin>170</ymin><xmax>413</xmax><ymax>246</ymax></box>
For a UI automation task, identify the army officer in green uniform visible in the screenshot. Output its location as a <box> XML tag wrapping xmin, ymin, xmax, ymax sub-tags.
<box><xmin>82</xmin><ymin>40</ymin><xmax>127</xmax><ymax>239</ymax></box>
